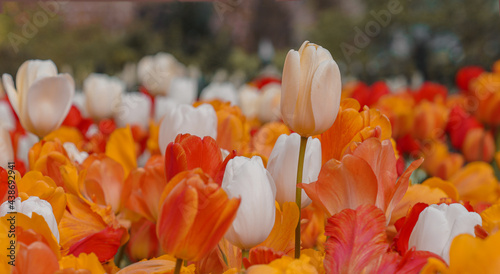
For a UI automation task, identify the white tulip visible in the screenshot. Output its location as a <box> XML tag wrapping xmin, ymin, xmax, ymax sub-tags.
<box><xmin>0</xmin><ymin>196</ymin><xmax>59</xmax><ymax>243</ymax></box>
<box><xmin>137</xmin><ymin>52</ymin><xmax>186</xmax><ymax>96</ymax></box>
<box><xmin>17</xmin><ymin>132</ymin><xmax>38</xmax><ymax>167</ymax></box>
<box><xmin>154</xmin><ymin>96</ymin><xmax>178</xmax><ymax>122</ymax></box>
<box><xmin>267</xmin><ymin>133</ymin><xmax>321</xmax><ymax>208</ymax></box>
<box><xmin>0</xmin><ymin>100</ymin><xmax>15</xmax><ymax>131</ymax></box>
<box><xmin>409</xmin><ymin>203</ymin><xmax>482</xmax><ymax>264</ymax></box>
<box><xmin>169</xmin><ymin>77</ymin><xmax>198</xmax><ymax>105</ymax></box>
<box><xmin>258</xmin><ymin>83</ymin><xmax>281</xmax><ymax>123</ymax></box>
<box><xmin>2</xmin><ymin>60</ymin><xmax>75</xmax><ymax>137</ymax></box>
<box><xmin>200</xmin><ymin>82</ymin><xmax>238</xmax><ymax>105</ymax></box>
<box><xmin>281</xmin><ymin>41</ymin><xmax>341</xmax><ymax>136</ymax></box>
<box><xmin>0</xmin><ymin>126</ymin><xmax>14</xmax><ymax>169</ymax></box>
<box><xmin>238</xmin><ymin>85</ymin><xmax>261</xmax><ymax>118</ymax></box>
<box><xmin>83</xmin><ymin>73</ymin><xmax>125</xmax><ymax>120</ymax></box>
<box><xmin>158</xmin><ymin>103</ymin><xmax>217</xmax><ymax>155</ymax></box>
<box><xmin>222</xmin><ymin>156</ymin><xmax>276</xmax><ymax>249</ymax></box>
<box><xmin>114</xmin><ymin>92</ymin><xmax>151</xmax><ymax>130</ymax></box>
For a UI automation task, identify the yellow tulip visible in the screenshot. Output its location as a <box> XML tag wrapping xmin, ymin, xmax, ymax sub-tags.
<box><xmin>280</xmin><ymin>41</ymin><xmax>341</xmax><ymax>137</ymax></box>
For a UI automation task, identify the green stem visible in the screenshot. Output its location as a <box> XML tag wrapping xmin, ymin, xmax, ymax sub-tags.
<box><xmin>242</xmin><ymin>249</ymin><xmax>249</xmax><ymax>260</ymax></box>
<box><xmin>114</xmin><ymin>244</ymin><xmax>126</xmax><ymax>267</ymax></box>
<box><xmin>295</xmin><ymin>136</ymin><xmax>307</xmax><ymax>259</ymax></box>
<box><xmin>174</xmin><ymin>258</ymin><xmax>183</xmax><ymax>274</ymax></box>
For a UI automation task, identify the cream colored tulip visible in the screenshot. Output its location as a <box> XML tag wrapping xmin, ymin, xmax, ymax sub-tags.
<box><xmin>0</xmin><ymin>126</ymin><xmax>14</xmax><ymax>169</ymax></box>
<box><xmin>281</xmin><ymin>41</ymin><xmax>341</xmax><ymax>136</ymax></box>
<box><xmin>114</xmin><ymin>92</ymin><xmax>152</xmax><ymax>130</ymax></box>
<box><xmin>158</xmin><ymin>103</ymin><xmax>217</xmax><ymax>155</ymax></box>
<box><xmin>2</xmin><ymin>60</ymin><xmax>74</xmax><ymax>137</ymax></box>
<box><xmin>83</xmin><ymin>73</ymin><xmax>125</xmax><ymax>120</ymax></box>
<box><xmin>137</xmin><ymin>52</ymin><xmax>186</xmax><ymax>96</ymax></box>
<box><xmin>259</xmin><ymin>83</ymin><xmax>282</xmax><ymax>123</ymax></box>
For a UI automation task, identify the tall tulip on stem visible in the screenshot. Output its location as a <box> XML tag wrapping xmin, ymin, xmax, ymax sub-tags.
<box><xmin>281</xmin><ymin>41</ymin><xmax>342</xmax><ymax>258</ymax></box>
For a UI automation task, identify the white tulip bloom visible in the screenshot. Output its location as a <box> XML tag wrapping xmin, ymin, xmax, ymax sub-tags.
<box><xmin>0</xmin><ymin>196</ymin><xmax>59</xmax><ymax>243</ymax></box>
<box><xmin>168</xmin><ymin>77</ymin><xmax>198</xmax><ymax>105</ymax></box>
<box><xmin>267</xmin><ymin>133</ymin><xmax>322</xmax><ymax>208</ymax></box>
<box><xmin>137</xmin><ymin>52</ymin><xmax>186</xmax><ymax>96</ymax></box>
<box><xmin>238</xmin><ymin>85</ymin><xmax>261</xmax><ymax>118</ymax></box>
<box><xmin>200</xmin><ymin>82</ymin><xmax>238</xmax><ymax>106</ymax></box>
<box><xmin>409</xmin><ymin>203</ymin><xmax>482</xmax><ymax>264</ymax></box>
<box><xmin>2</xmin><ymin>60</ymin><xmax>75</xmax><ymax>137</ymax></box>
<box><xmin>114</xmin><ymin>92</ymin><xmax>151</xmax><ymax>130</ymax></box>
<box><xmin>83</xmin><ymin>73</ymin><xmax>125</xmax><ymax>120</ymax></box>
<box><xmin>0</xmin><ymin>126</ymin><xmax>14</xmax><ymax>169</ymax></box>
<box><xmin>222</xmin><ymin>156</ymin><xmax>276</xmax><ymax>249</ymax></box>
<box><xmin>158</xmin><ymin>103</ymin><xmax>217</xmax><ymax>155</ymax></box>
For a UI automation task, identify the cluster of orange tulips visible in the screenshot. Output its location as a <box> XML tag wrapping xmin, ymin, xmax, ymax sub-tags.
<box><xmin>1</xmin><ymin>41</ymin><xmax>500</xmax><ymax>273</ymax></box>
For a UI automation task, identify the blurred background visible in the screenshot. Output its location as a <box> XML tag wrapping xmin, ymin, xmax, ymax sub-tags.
<box><xmin>0</xmin><ymin>0</ymin><xmax>499</xmax><ymax>89</ymax></box>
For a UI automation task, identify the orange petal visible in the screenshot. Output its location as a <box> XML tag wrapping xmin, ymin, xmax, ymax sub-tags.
<box><xmin>324</xmin><ymin>205</ymin><xmax>388</xmax><ymax>273</ymax></box>
<box><xmin>301</xmin><ymin>156</ymin><xmax>378</xmax><ymax>217</ymax></box>
<box><xmin>58</xmin><ymin>253</ymin><xmax>106</xmax><ymax>274</ymax></box>
<box><xmin>105</xmin><ymin>125</ymin><xmax>137</xmax><ymax>178</ymax></box>
<box><xmin>257</xmin><ymin>202</ymin><xmax>299</xmax><ymax>253</ymax></box>
<box><xmin>13</xmin><ymin>242</ymin><xmax>59</xmax><ymax>274</ymax></box>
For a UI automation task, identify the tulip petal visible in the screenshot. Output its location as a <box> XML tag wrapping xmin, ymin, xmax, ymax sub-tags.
<box><xmin>68</xmin><ymin>226</ymin><xmax>124</xmax><ymax>262</ymax></box>
<box><xmin>243</xmin><ymin>247</ymin><xmax>286</xmax><ymax>269</ymax></box>
<box><xmin>15</xmin><ymin>242</ymin><xmax>60</xmax><ymax>274</ymax></box>
<box><xmin>310</xmin><ymin>60</ymin><xmax>341</xmax><ymax>135</ymax></box>
<box><xmin>2</xmin><ymin>73</ymin><xmax>19</xmax><ymax>114</ymax></box>
<box><xmin>301</xmin><ymin>156</ymin><xmax>378</xmax><ymax>216</ymax></box>
<box><xmin>324</xmin><ymin>205</ymin><xmax>389</xmax><ymax>274</ymax></box>
<box><xmin>26</xmin><ymin>75</ymin><xmax>74</xmax><ymax>136</ymax></box>
<box><xmin>258</xmin><ymin>202</ymin><xmax>299</xmax><ymax>253</ymax></box>
<box><xmin>280</xmin><ymin>50</ymin><xmax>300</xmax><ymax>128</ymax></box>
<box><xmin>106</xmin><ymin>126</ymin><xmax>137</xmax><ymax>178</ymax></box>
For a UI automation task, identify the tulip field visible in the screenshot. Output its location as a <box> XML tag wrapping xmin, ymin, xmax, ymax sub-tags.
<box><xmin>1</xmin><ymin>36</ymin><xmax>500</xmax><ymax>273</ymax></box>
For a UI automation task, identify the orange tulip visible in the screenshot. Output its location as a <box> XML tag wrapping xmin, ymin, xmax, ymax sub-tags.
<box><xmin>470</xmin><ymin>73</ymin><xmax>500</xmax><ymax>126</ymax></box>
<box><xmin>411</xmin><ymin>101</ymin><xmax>449</xmax><ymax>141</ymax></box>
<box><xmin>374</xmin><ymin>93</ymin><xmax>415</xmax><ymax>139</ymax></box>
<box><xmin>251</xmin><ymin>122</ymin><xmax>291</xmax><ymax>159</ymax></box>
<box><xmin>59</xmin><ymin>194</ymin><xmax>128</xmax><ymax>262</ymax></box>
<box><xmin>156</xmin><ymin>168</ymin><xmax>240</xmax><ymax>261</ymax></box>
<box><xmin>126</xmin><ymin>218</ymin><xmax>162</xmax><ymax>262</ymax></box>
<box><xmin>126</xmin><ymin>155</ymin><xmax>167</xmax><ymax>222</ymax></box>
<box><xmin>462</xmin><ymin>127</ymin><xmax>495</xmax><ymax>162</ymax></box>
<box><xmin>420</xmin><ymin>140</ymin><xmax>464</xmax><ymax>180</ymax></box>
<box><xmin>302</xmin><ymin>138</ymin><xmax>422</xmax><ymax>221</ymax></box>
<box><xmin>449</xmin><ymin>162</ymin><xmax>499</xmax><ymax>205</ymax></box>
<box><xmin>79</xmin><ymin>154</ymin><xmax>129</xmax><ymax>214</ymax></box>
<box><xmin>164</xmin><ymin>134</ymin><xmax>223</xmax><ymax>183</ymax></box>
<box><xmin>17</xmin><ymin>170</ymin><xmax>67</xmax><ymax>223</ymax></box>
<box><xmin>320</xmin><ymin>98</ymin><xmax>392</xmax><ymax>164</ymax></box>
<box><xmin>28</xmin><ymin>140</ymin><xmax>72</xmax><ymax>188</ymax></box>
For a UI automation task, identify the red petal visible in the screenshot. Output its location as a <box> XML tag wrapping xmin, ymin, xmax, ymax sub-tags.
<box><xmin>68</xmin><ymin>226</ymin><xmax>125</xmax><ymax>262</ymax></box>
<box><xmin>242</xmin><ymin>247</ymin><xmax>286</xmax><ymax>269</ymax></box>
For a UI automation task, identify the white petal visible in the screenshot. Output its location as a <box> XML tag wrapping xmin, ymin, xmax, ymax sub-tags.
<box><xmin>26</xmin><ymin>75</ymin><xmax>74</xmax><ymax>137</ymax></box>
<box><xmin>2</xmin><ymin>74</ymin><xmax>20</xmax><ymax>115</ymax></box>
<box><xmin>310</xmin><ymin>60</ymin><xmax>341</xmax><ymax>135</ymax></box>
<box><xmin>280</xmin><ymin>50</ymin><xmax>301</xmax><ymax>128</ymax></box>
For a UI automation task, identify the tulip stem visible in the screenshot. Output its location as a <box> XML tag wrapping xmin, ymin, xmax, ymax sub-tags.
<box><xmin>295</xmin><ymin>136</ymin><xmax>307</xmax><ymax>259</ymax></box>
<box><xmin>174</xmin><ymin>258</ymin><xmax>183</xmax><ymax>274</ymax></box>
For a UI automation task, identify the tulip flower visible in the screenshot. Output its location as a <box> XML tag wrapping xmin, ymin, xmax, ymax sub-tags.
<box><xmin>83</xmin><ymin>73</ymin><xmax>125</xmax><ymax>121</ymax></box>
<box><xmin>258</xmin><ymin>83</ymin><xmax>282</xmax><ymax>123</ymax></box>
<box><xmin>280</xmin><ymin>40</ymin><xmax>341</xmax><ymax>137</ymax></box>
<box><xmin>158</xmin><ymin>103</ymin><xmax>217</xmax><ymax>155</ymax></box>
<box><xmin>0</xmin><ymin>196</ymin><xmax>59</xmax><ymax>242</ymax></box>
<box><xmin>408</xmin><ymin>203</ymin><xmax>482</xmax><ymax>263</ymax></box>
<box><xmin>156</xmin><ymin>169</ymin><xmax>240</xmax><ymax>262</ymax></box>
<box><xmin>169</xmin><ymin>77</ymin><xmax>198</xmax><ymax>105</ymax></box>
<box><xmin>114</xmin><ymin>92</ymin><xmax>152</xmax><ymax>130</ymax></box>
<box><xmin>0</xmin><ymin>126</ymin><xmax>14</xmax><ymax>169</ymax></box>
<box><xmin>200</xmin><ymin>82</ymin><xmax>239</xmax><ymax>106</ymax></box>
<box><xmin>221</xmin><ymin>156</ymin><xmax>276</xmax><ymax>250</ymax></box>
<box><xmin>462</xmin><ymin>127</ymin><xmax>495</xmax><ymax>162</ymax></box>
<box><xmin>0</xmin><ymin>101</ymin><xmax>15</xmax><ymax>131</ymax></box>
<box><xmin>137</xmin><ymin>52</ymin><xmax>186</xmax><ymax>96</ymax></box>
<box><xmin>267</xmin><ymin>133</ymin><xmax>321</xmax><ymax>208</ymax></box>
<box><xmin>2</xmin><ymin>59</ymin><xmax>75</xmax><ymax>137</ymax></box>
<box><xmin>238</xmin><ymin>85</ymin><xmax>261</xmax><ymax>118</ymax></box>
